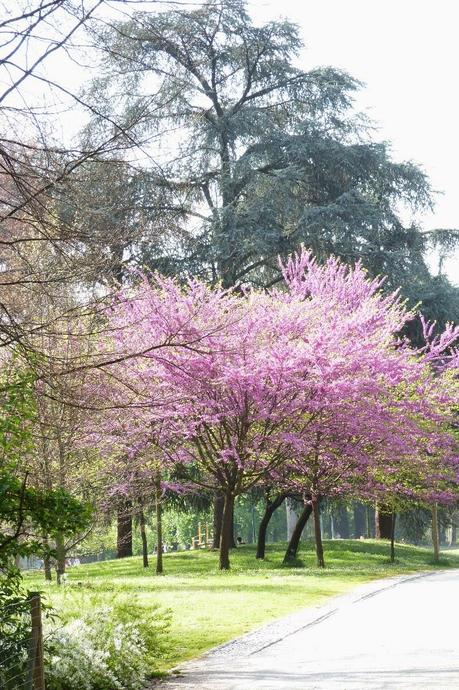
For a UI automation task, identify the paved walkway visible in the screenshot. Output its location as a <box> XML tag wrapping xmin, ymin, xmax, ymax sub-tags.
<box><xmin>159</xmin><ymin>570</ymin><xmax>459</xmax><ymax>689</ymax></box>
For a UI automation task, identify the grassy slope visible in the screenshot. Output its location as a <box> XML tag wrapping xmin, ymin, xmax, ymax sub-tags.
<box><xmin>23</xmin><ymin>540</ymin><xmax>459</xmax><ymax>672</ymax></box>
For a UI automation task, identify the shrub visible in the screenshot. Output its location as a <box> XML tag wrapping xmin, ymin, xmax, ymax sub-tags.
<box><xmin>0</xmin><ymin>577</ymin><xmax>36</xmax><ymax>690</ymax></box>
<box><xmin>45</xmin><ymin>600</ymin><xmax>170</xmax><ymax>690</ymax></box>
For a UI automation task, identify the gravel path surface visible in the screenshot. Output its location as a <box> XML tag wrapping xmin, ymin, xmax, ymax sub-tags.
<box><xmin>157</xmin><ymin>569</ymin><xmax>459</xmax><ymax>689</ymax></box>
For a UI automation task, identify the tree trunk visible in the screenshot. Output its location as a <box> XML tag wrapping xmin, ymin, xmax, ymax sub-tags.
<box><xmin>353</xmin><ymin>503</ymin><xmax>366</xmax><ymax>538</ymax></box>
<box><xmin>212</xmin><ymin>495</ymin><xmax>224</xmax><ymax>549</ymax></box>
<box><xmin>220</xmin><ymin>491</ymin><xmax>235</xmax><ymax>570</ymax></box>
<box><xmin>155</xmin><ymin>475</ymin><xmax>163</xmax><ymax>574</ymax></box>
<box><xmin>217</xmin><ymin>129</ymin><xmax>238</xmax><ymax>290</ymax></box>
<box><xmin>375</xmin><ymin>503</ymin><xmax>392</xmax><ymax>539</ymax></box>
<box><xmin>283</xmin><ymin>502</ymin><xmax>313</xmax><ymax>563</ymax></box>
<box><xmin>139</xmin><ymin>508</ymin><xmax>149</xmax><ymax>568</ymax></box>
<box><xmin>450</xmin><ymin>522</ymin><xmax>457</xmax><ymax>547</ymax></box>
<box><xmin>312</xmin><ymin>497</ymin><xmax>325</xmax><ymax>568</ymax></box>
<box><xmin>230</xmin><ymin>503</ymin><xmax>237</xmax><ymax>548</ymax></box>
<box><xmin>44</xmin><ymin>554</ymin><xmax>52</xmax><ymax>582</ymax></box>
<box><xmin>390</xmin><ymin>512</ymin><xmax>396</xmax><ymax>562</ymax></box>
<box><xmin>432</xmin><ymin>502</ymin><xmax>440</xmax><ymax>563</ymax></box>
<box><xmin>43</xmin><ymin>535</ymin><xmax>52</xmax><ymax>581</ymax></box>
<box><xmin>55</xmin><ymin>532</ymin><xmax>66</xmax><ymax>586</ymax></box>
<box><xmin>256</xmin><ymin>492</ymin><xmax>287</xmax><ymax>559</ymax></box>
<box><xmin>117</xmin><ymin>501</ymin><xmax>133</xmax><ymax>558</ymax></box>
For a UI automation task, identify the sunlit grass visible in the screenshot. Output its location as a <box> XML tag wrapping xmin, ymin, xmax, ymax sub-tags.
<box><xmin>23</xmin><ymin>539</ymin><xmax>459</xmax><ymax>671</ymax></box>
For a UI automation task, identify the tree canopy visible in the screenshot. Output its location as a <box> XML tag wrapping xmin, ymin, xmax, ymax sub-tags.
<box><xmin>83</xmin><ymin>0</ymin><xmax>456</xmax><ymax>321</ymax></box>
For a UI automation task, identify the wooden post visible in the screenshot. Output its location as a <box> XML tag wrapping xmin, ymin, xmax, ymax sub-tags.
<box><xmin>28</xmin><ymin>592</ymin><xmax>45</xmax><ymax>690</ymax></box>
<box><xmin>198</xmin><ymin>522</ymin><xmax>202</xmax><ymax>545</ymax></box>
<box><xmin>205</xmin><ymin>522</ymin><xmax>209</xmax><ymax>544</ymax></box>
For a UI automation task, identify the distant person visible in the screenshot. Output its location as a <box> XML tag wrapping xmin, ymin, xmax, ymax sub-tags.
<box><xmin>236</xmin><ymin>536</ymin><xmax>245</xmax><ymax>545</ymax></box>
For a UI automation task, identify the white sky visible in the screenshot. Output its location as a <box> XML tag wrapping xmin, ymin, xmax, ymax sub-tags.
<box><xmin>249</xmin><ymin>0</ymin><xmax>459</xmax><ymax>283</ymax></box>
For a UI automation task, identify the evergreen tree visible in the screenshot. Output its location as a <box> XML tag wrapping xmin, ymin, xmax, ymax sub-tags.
<box><xmin>83</xmin><ymin>0</ymin><xmax>457</xmax><ymax>318</ymax></box>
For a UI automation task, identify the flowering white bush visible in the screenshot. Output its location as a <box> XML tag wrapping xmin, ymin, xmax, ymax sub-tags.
<box><xmin>45</xmin><ymin>606</ymin><xmax>150</xmax><ymax>690</ymax></box>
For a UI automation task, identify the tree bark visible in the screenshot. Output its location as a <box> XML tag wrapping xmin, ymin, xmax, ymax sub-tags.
<box><xmin>353</xmin><ymin>503</ymin><xmax>366</xmax><ymax>538</ymax></box>
<box><xmin>117</xmin><ymin>501</ymin><xmax>133</xmax><ymax>558</ymax></box>
<box><xmin>283</xmin><ymin>502</ymin><xmax>313</xmax><ymax>563</ymax></box>
<box><xmin>432</xmin><ymin>502</ymin><xmax>440</xmax><ymax>563</ymax></box>
<box><xmin>390</xmin><ymin>512</ymin><xmax>396</xmax><ymax>562</ymax></box>
<box><xmin>312</xmin><ymin>497</ymin><xmax>325</xmax><ymax>568</ymax></box>
<box><xmin>155</xmin><ymin>475</ymin><xmax>163</xmax><ymax>574</ymax></box>
<box><xmin>256</xmin><ymin>492</ymin><xmax>287</xmax><ymax>559</ymax></box>
<box><xmin>43</xmin><ymin>535</ymin><xmax>52</xmax><ymax>581</ymax></box>
<box><xmin>450</xmin><ymin>522</ymin><xmax>457</xmax><ymax>547</ymax></box>
<box><xmin>220</xmin><ymin>491</ymin><xmax>235</xmax><ymax>570</ymax></box>
<box><xmin>139</xmin><ymin>508</ymin><xmax>149</xmax><ymax>568</ymax></box>
<box><xmin>44</xmin><ymin>554</ymin><xmax>52</xmax><ymax>582</ymax></box>
<box><xmin>375</xmin><ymin>503</ymin><xmax>392</xmax><ymax>539</ymax></box>
<box><xmin>55</xmin><ymin>532</ymin><xmax>66</xmax><ymax>585</ymax></box>
<box><xmin>212</xmin><ymin>494</ymin><xmax>224</xmax><ymax>549</ymax></box>
<box><xmin>230</xmin><ymin>503</ymin><xmax>237</xmax><ymax>548</ymax></box>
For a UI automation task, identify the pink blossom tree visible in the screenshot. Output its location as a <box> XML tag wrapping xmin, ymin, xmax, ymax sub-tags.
<box><xmin>84</xmin><ymin>250</ymin><xmax>459</xmax><ymax>571</ymax></box>
<box><xmin>272</xmin><ymin>255</ymin><xmax>459</xmax><ymax>566</ymax></box>
<box><xmin>93</xmin><ymin>286</ymin><xmax>318</xmax><ymax>570</ymax></box>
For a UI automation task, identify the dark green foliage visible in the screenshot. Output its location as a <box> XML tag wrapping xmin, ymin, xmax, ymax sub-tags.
<box><xmin>403</xmin><ymin>274</ymin><xmax>459</xmax><ymax>344</ymax></box>
<box><xmin>399</xmin><ymin>508</ymin><xmax>432</xmax><ymax>545</ymax></box>
<box><xmin>331</xmin><ymin>500</ymin><xmax>351</xmax><ymax>539</ymax></box>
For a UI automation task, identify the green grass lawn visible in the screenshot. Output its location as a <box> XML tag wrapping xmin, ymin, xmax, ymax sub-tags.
<box><xmin>23</xmin><ymin>539</ymin><xmax>459</xmax><ymax>672</ymax></box>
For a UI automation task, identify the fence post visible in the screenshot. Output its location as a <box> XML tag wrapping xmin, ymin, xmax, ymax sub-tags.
<box><xmin>28</xmin><ymin>592</ymin><xmax>45</xmax><ymax>690</ymax></box>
